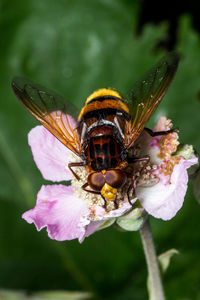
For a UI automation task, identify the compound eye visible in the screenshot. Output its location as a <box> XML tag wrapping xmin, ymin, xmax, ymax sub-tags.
<box><xmin>105</xmin><ymin>169</ymin><xmax>127</xmax><ymax>188</ymax></box>
<box><xmin>88</xmin><ymin>172</ymin><xmax>105</xmax><ymax>191</ymax></box>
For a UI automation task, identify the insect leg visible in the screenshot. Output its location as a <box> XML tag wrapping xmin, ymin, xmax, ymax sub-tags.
<box><xmin>102</xmin><ymin>195</ymin><xmax>108</xmax><ymax>210</ymax></box>
<box><xmin>144</xmin><ymin>127</ymin><xmax>179</xmax><ymax>137</ymax></box>
<box><xmin>127</xmin><ymin>155</ymin><xmax>150</xmax><ymax>204</ymax></box>
<box><xmin>127</xmin><ymin>177</ymin><xmax>136</xmax><ymax>206</ymax></box>
<box><xmin>138</xmin><ymin>155</ymin><xmax>150</xmax><ymax>173</ymax></box>
<box><xmin>127</xmin><ymin>155</ymin><xmax>150</xmax><ymax>164</ymax></box>
<box><xmin>81</xmin><ymin>182</ymin><xmax>101</xmax><ymax>195</ymax></box>
<box><xmin>82</xmin><ymin>183</ymin><xmax>107</xmax><ymax>208</ymax></box>
<box><xmin>80</xmin><ymin>122</ymin><xmax>88</xmax><ymax>144</ymax></box>
<box><xmin>68</xmin><ymin>162</ymin><xmax>86</xmax><ymax>180</ymax></box>
<box><xmin>114</xmin><ymin>116</ymin><xmax>124</xmax><ymax>139</ymax></box>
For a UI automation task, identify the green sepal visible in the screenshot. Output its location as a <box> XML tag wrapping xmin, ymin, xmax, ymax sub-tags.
<box><xmin>116</xmin><ymin>208</ymin><xmax>148</xmax><ymax>231</ymax></box>
<box><xmin>97</xmin><ymin>218</ymin><xmax>116</xmax><ymax>231</ymax></box>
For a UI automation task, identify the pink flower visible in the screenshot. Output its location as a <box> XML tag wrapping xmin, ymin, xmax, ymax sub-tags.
<box><xmin>22</xmin><ymin>116</ymin><xmax>198</xmax><ymax>242</ymax></box>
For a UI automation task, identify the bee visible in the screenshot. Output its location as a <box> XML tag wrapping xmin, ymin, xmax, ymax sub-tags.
<box><xmin>12</xmin><ymin>52</ymin><xmax>179</xmax><ymax>210</ymax></box>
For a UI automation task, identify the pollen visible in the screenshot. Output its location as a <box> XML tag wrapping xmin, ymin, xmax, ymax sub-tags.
<box><xmin>67</xmin><ymin>154</ymin><xmax>104</xmax><ymax>207</ymax></box>
<box><xmin>158</xmin><ymin>132</ymin><xmax>179</xmax><ymax>160</ymax></box>
<box><xmin>156</xmin><ymin>131</ymin><xmax>182</xmax><ymax>180</ymax></box>
<box><xmin>67</xmin><ymin>150</ymin><xmax>160</xmax><ymax>212</ymax></box>
<box><xmin>67</xmin><ymin>154</ymin><xmax>131</xmax><ymax>212</ymax></box>
<box><xmin>137</xmin><ymin>165</ymin><xmax>159</xmax><ymax>187</ymax></box>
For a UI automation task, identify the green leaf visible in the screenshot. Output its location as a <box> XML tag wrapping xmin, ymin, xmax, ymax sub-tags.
<box><xmin>35</xmin><ymin>290</ymin><xmax>91</xmax><ymax>300</ymax></box>
<box><xmin>0</xmin><ymin>289</ymin><xmax>91</xmax><ymax>300</ymax></box>
<box><xmin>0</xmin><ymin>289</ymin><xmax>28</xmax><ymax>300</ymax></box>
<box><xmin>158</xmin><ymin>249</ymin><xmax>179</xmax><ymax>274</ymax></box>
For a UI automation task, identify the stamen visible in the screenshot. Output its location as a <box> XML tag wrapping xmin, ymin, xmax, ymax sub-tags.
<box><xmin>156</xmin><ymin>131</ymin><xmax>182</xmax><ymax>180</ymax></box>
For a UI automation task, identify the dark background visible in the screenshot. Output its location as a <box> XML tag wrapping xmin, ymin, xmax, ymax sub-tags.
<box><xmin>0</xmin><ymin>0</ymin><xmax>200</xmax><ymax>299</ymax></box>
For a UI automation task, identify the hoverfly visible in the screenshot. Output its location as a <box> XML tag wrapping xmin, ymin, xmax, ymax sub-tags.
<box><xmin>12</xmin><ymin>52</ymin><xmax>179</xmax><ymax>210</ymax></box>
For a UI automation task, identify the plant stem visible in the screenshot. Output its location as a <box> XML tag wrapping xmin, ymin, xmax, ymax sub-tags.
<box><xmin>140</xmin><ymin>218</ymin><xmax>165</xmax><ymax>300</ymax></box>
<box><xmin>54</xmin><ymin>244</ymin><xmax>101</xmax><ymax>300</ymax></box>
<box><xmin>0</xmin><ymin>130</ymin><xmax>34</xmax><ymax>205</ymax></box>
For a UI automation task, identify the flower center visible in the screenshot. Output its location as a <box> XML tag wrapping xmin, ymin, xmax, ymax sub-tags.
<box><xmin>67</xmin><ymin>153</ymin><xmax>159</xmax><ymax>212</ymax></box>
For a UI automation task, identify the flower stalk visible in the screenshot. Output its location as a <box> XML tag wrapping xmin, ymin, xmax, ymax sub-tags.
<box><xmin>140</xmin><ymin>218</ymin><xmax>165</xmax><ymax>300</ymax></box>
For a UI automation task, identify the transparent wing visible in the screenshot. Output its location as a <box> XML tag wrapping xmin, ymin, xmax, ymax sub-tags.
<box><xmin>12</xmin><ymin>76</ymin><xmax>81</xmax><ymax>156</ymax></box>
<box><xmin>125</xmin><ymin>52</ymin><xmax>179</xmax><ymax>148</ymax></box>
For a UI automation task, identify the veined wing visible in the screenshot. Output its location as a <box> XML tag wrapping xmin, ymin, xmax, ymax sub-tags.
<box><xmin>12</xmin><ymin>77</ymin><xmax>81</xmax><ymax>156</ymax></box>
<box><xmin>125</xmin><ymin>52</ymin><xmax>179</xmax><ymax>148</ymax></box>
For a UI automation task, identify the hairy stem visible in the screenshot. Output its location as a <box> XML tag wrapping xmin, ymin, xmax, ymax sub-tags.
<box><xmin>140</xmin><ymin>218</ymin><xmax>165</xmax><ymax>300</ymax></box>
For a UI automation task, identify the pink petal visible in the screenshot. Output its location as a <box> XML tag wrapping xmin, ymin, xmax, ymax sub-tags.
<box><xmin>80</xmin><ymin>221</ymin><xmax>103</xmax><ymax>242</ymax></box>
<box><xmin>136</xmin><ymin>157</ymin><xmax>198</xmax><ymax>220</ymax></box>
<box><xmin>22</xmin><ymin>185</ymin><xmax>90</xmax><ymax>241</ymax></box>
<box><xmin>99</xmin><ymin>200</ymin><xmax>137</xmax><ymax>220</ymax></box>
<box><xmin>153</xmin><ymin>116</ymin><xmax>172</xmax><ymax>132</ymax></box>
<box><xmin>79</xmin><ymin>198</ymin><xmax>138</xmax><ymax>241</ymax></box>
<box><xmin>28</xmin><ymin>125</ymin><xmax>75</xmax><ymax>182</ymax></box>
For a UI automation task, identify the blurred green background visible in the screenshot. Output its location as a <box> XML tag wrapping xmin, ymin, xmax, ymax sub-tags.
<box><xmin>1</xmin><ymin>0</ymin><xmax>200</xmax><ymax>299</ymax></box>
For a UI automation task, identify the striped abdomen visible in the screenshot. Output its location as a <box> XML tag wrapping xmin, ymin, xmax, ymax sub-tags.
<box><xmin>87</xmin><ymin>134</ymin><xmax>122</xmax><ymax>171</ymax></box>
<box><xmin>85</xmin><ymin>125</ymin><xmax>123</xmax><ymax>171</ymax></box>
